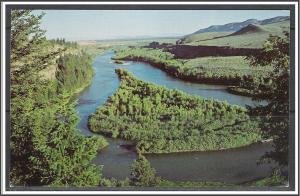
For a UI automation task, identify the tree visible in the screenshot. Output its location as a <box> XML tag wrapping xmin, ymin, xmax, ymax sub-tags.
<box><xmin>9</xmin><ymin>10</ymin><xmax>59</xmax><ymax>185</ymax></box>
<box><xmin>10</xmin><ymin>10</ymin><xmax>61</xmax><ymax>71</ymax></box>
<box><xmin>246</xmin><ymin>32</ymin><xmax>290</xmax><ymax>166</ymax></box>
<box><xmin>130</xmin><ymin>154</ymin><xmax>160</xmax><ymax>186</ymax></box>
<box><xmin>9</xmin><ymin>10</ymin><xmax>103</xmax><ymax>186</ymax></box>
<box><xmin>30</xmin><ymin>95</ymin><xmax>104</xmax><ymax>186</ymax></box>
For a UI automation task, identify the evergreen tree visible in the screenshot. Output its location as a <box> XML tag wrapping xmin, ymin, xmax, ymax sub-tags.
<box><xmin>10</xmin><ymin>10</ymin><xmax>104</xmax><ymax>186</ymax></box>
<box><xmin>30</xmin><ymin>95</ymin><xmax>104</xmax><ymax>186</ymax></box>
<box><xmin>246</xmin><ymin>32</ymin><xmax>290</xmax><ymax>166</ymax></box>
<box><xmin>130</xmin><ymin>154</ymin><xmax>160</xmax><ymax>186</ymax></box>
<box><xmin>10</xmin><ymin>10</ymin><xmax>61</xmax><ymax>70</ymax></box>
<box><xmin>10</xmin><ymin>10</ymin><xmax>59</xmax><ymax>185</ymax></box>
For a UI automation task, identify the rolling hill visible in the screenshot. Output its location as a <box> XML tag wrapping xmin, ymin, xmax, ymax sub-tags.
<box><xmin>179</xmin><ymin>16</ymin><xmax>290</xmax><ymax>48</ymax></box>
<box><xmin>191</xmin><ymin>16</ymin><xmax>289</xmax><ymax>34</ymax></box>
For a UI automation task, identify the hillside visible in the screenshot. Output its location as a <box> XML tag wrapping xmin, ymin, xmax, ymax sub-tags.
<box><xmin>180</xmin><ymin>20</ymin><xmax>290</xmax><ymax>48</ymax></box>
<box><xmin>191</xmin><ymin>16</ymin><xmax>289</xmax><ymax>34</ymax></box>
<box><xmin>229</xmin><ymin>24</ymin><xmax>265</xmax><ymax>36</ymax></box>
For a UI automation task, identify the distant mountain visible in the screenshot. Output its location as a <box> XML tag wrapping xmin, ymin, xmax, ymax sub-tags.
<box><xmin>176</xmin><ymin>17</ymin><xmax>290</xmax><ymax>48</ymax></box>
<box><xmin>178</xmin><ymin>16</ymin><xmax>290</xmax><ymax>48</ymax></box>
<box><xmin>192</xmin><ymin>16</ymin><xmax>289</xmax><ymax>34</ymax></box>
<box><xmin>260</xmin><ymin>16</ymin><xmax>290</xmax><ymax>25</ymax></box>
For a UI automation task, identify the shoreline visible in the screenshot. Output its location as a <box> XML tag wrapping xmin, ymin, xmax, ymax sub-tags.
<box><xmin>226</xmin><ymin>86</ymin><xmax>271</xmax><ymax>99</ymax></box>
<box><xmin>86</xmin><ymin>53</ymin><xmax>278</xmax><ymax>187</ymax></box>
<box><xmin>113</xmin><ymin>55</ymin><xmax>270</xmax><ymax>99</ymax></box>
<box><xmin>113</xmin><ymin>56</ymin><xmax>241</xmax><ymax>86</ymax></box>
<box><xmin>91</xmin><ymin>128</ymin><xmax>271</xmax><ymax>155</ymax></box>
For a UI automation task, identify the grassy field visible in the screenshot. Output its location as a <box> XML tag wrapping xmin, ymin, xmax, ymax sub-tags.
<box><xmin>182</xmin><ymin>21</ymin><xmax>290</xmax><ymax>48</ymax></box>
<box><xmin>182</xmin><ymin>56</ymin><xmax>272</xmax><ymax>78</ymax></box>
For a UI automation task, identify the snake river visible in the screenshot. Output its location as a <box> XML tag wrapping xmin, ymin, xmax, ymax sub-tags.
<box><xmin>75</xmin><ymin>51</ymin><xmax>275</xmax><ymax>184</ymax></box>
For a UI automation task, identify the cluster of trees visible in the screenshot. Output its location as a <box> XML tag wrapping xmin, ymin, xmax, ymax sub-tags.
<box><xmin>49</xmin><ymin>38</ymin><xmax>78</xmax><ymax>48</ymax></box>
<box><xmin>10</xmin><ymin>10</ymin><xmax>107</xmax><ymax>186</ymax></box>
<box><xmin>88</xmin><ymin>69</ymin><xmax>262</xmax><ymax>153</ymax></box>
<box><xmin>55</xmin><ymin>51</ymin><xmax>94</xmax><ymax>94</ymax></box>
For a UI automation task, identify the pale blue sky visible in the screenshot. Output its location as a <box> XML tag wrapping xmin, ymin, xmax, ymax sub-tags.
<box><xmin>37</xmin><ymin>10</ymin><xmax>290</xmax><ymax>41</ymax></box>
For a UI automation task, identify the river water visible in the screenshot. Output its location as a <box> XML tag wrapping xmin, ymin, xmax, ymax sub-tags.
<box><xmin>75</xmin><ymin>51</ymin><xmax>275</xmax><ymax>184</ymax></box>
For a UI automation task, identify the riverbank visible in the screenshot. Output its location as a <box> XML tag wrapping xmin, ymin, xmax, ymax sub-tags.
<box><xmin>227</xmin><ymin>86</ymin><xmax>271</xmax><ymax>99</ymax></box>
<box><xmin>56</xmin><ymin>52</ymin><xmax>110</xmax><ymax>151</ymax></box>
<box><xmin>113</xmin><ymin>47</ymin><xmax>272</xmax><ymax>99</ymax></box>
<box><xmin>96</xmin><ymin>173</ymin><xmax>286</xmax><ymax>189</ymax></box>
<box><xmin>156</xmin><ymin>174</ymin><xmax>286</xmax><ymax>189</ymax></box>
<box><xmin>114</xmin><ymin>56</ymin><xmax>272</xmax><ymax>99</ymax></box>
<box><xmin>113</xmin><ymin>56</ymin><xmax>241</xmax><ymax>85</ymax></box>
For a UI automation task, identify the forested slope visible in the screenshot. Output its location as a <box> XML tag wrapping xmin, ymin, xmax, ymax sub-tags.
<box><xmin>10</xmin><ymin>10</ymin><xmax>107</xmax><ymax>186</ymax></box>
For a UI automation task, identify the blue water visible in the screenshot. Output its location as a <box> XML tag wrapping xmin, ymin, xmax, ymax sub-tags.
<box><xmin>75</xmin><ymin>51</ymin><xmax>275</xmax><ymax>183</ymax></box>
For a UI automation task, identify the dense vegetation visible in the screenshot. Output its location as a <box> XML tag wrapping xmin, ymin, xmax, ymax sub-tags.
<box><xmin>89</xmin><ymin>69</ymin><xmax>262</xmax><ymax>153</ymax></box>
<box><xmin>55</xmin><ymin>51</ymin><xmax>94</xmax><ymax>94</ymax></box>
<box><xmin>246</xmin><ymin>32</ymin><xmax>290</xmax><ymax>167</ymax></box>
<box><xmin>10</xmin><ymin>10</ymin><xmax>107</xmax><ymax>186</ymax></box>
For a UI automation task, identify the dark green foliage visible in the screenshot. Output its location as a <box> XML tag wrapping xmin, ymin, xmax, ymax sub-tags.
<box><xmin>246</xmin><ymin>32</ymin><xmax>290</xmax><ymax>166</ymax></box>
<box><xmin>99</xmin><ymin>178</ymin><xmax>130</xmax><ymax>187</ymax></box>
<box><xmin>10</xmin><ymin>78</ymin><xmax>56</xmax><ymax>185</ymax></box>
<box><xmin>10</xmin><ymin>10</ymin><xmax>105</xmax><ymax>186</ymax></box>
<box><xmin>10</xmin><ymin>10</ymin><xmax>45</xmax><ymax>68</ymax></box>
<box><xmin>89</xmin><ymin>69</ymin><xmax>262</xmax><ymax>153</ymax></box>
<box><xmin>228</xmin><ymin>75</ymin><xmax>273</xmax><ymax>99</ymax></box>
<box><xmin>130</xmin><ymin>154</ymin><xmax>161</xmax><ymax>186</ymax></box>
<box><xmin>55</xmin><ymin>52</ymin><xmax>94</xmax><ymax>94</ymax></box>
<box><xmin>29</xmin><ymin>95</ymin><xmax>107</xmax><ymax>186</ymax></box>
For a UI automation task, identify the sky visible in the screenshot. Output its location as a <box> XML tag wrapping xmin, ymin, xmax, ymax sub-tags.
<box><xmin>37</xmin><ymin>10</ymin><xmax>290</xmax><ymax>41</ymax></box>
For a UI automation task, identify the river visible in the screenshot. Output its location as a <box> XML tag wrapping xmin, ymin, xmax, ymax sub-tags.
<box><xmin>75</xmin><ymin>51</ymin><xmax>276</xmax><ymax>184</ymax></box>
